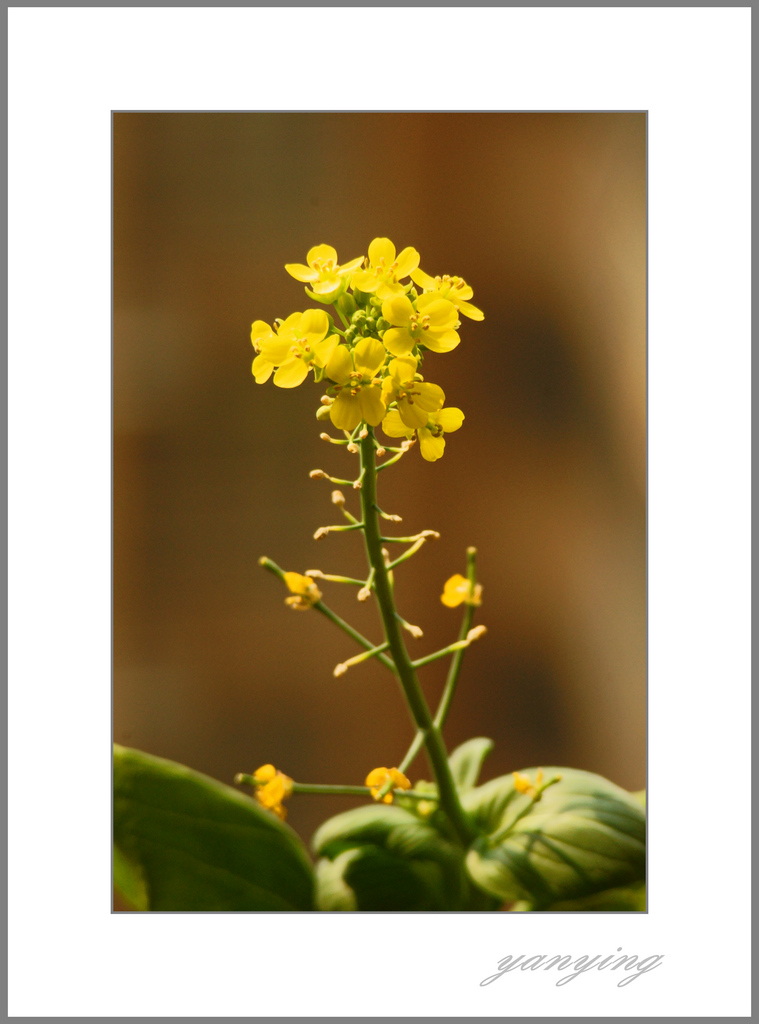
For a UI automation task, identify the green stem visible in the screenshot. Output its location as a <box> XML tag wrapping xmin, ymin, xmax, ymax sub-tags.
<box><xmin>235</xmin><ymin>774</ymin><xmax>435</xmax><ymax>800</ymax></box>
<box><xmin>292</xmin><ymin>783</ymin><xmax>436</xmax><ymax>800</ymax></box>
<box><xmin>398</xmin><ymin>548</ymin><xmax>478</xmax><ymax>775</ymax></box>
<box><xmin>358</xmin><ymin>431</ymin><xmax>476</xmax><ymax>846</ymax></box>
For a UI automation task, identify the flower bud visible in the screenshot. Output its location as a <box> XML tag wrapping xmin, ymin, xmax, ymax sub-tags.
<box><xmin>316</xmin><ymin>405</ymin><xmax>332</xmax><ymax>421</ymax></box>
<box><xmin>337</xmin><ymin>292</ymin><xmax>357</xmax><ymax>319</ymax></box>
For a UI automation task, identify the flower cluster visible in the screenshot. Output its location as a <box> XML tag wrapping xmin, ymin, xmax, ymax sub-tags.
<box><xmin>251</xmin><ymin>239</ymin><xmax>483</xmax><ymax>461</ymax></box>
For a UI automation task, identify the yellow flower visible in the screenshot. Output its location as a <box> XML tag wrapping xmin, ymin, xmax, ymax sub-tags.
<box><xmin>512</xmin><ymin>769</ymin><xmax>544</xmax><ymax>799</ymax></box>
<box><xmin>365</xmin><ymin>766</ymin><xmax>411</xmax><ymax>804</ymax></box>
<box><xmin>382</xmin><ymin>398</ymin><xmax>463</xmax><ymax>462</ymax></box>
<box><xmin>440</xmin><ymin>572</ymin><xmax>482</xmax><ymax>607</ymax></box>
<box><xmin>325</xmin><ymin>337</ymin><xmax>387</xmax><ymax>431</ymax></box>
<box><xmin>351</xmin><ymin>237</ymin><xmax>420</xmax><ymax>300</ymax></box>
<box><xmin>283</xmin><ymin>571</ymin><xmax>322</xmax><ymax>610</ymax></box>
<box><xmin>251</xmin><ymin>310</ymin><xmax>339</xmax><ymax>388</ymax></box>
<box><xmin>417</xmin><ymin>406</ymin><xmax>465</xmax><ymax>462</ymax></box>
<box><xmin>411</xmin><ymin>268</ymin><xmax>484</xmax><ymax>321</ymax></box>
<box><xmin>253</xmin><ymin>764</ymin><xmax>294</xmax><ymax>819</ymax></box>
<box><xmin>380</xmin><ymin>293</ymin><xmax>460</xmax><ymax>356</ymax></box>
<box><xmin>380</xmin><ymin>357</ymin><xmax>445</xmax><ymax>431</ymax></box>
<box><xmin>285</xmin><ymin>244</ymin><xmax>365</xmax><ymax>304</ymax></box>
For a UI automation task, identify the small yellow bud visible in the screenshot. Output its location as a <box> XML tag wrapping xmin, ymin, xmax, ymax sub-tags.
<box><xmin>310</xmin><ymin>469</ymin><xmax>328</xmax><ymax>480</ymax></box>
<box><xmin>331</xmin><ymin>490</ymin><xmax>345</xmax><ymax>506</ymax></box>
<box><xmin>466</xmin><ymin>625</ymin><xmax>487</xmax><ymax>642</ymax></box>
<box><xmin>316</xmin><ymin>405</ymin><xmax>332</xmax><ymax>421</ymax></box>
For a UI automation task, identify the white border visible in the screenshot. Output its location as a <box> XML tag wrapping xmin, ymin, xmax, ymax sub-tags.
<box><xmin>8</xmin><ymin>7</ymin><xmax>751</xmax><ymax>1018</ymax></box>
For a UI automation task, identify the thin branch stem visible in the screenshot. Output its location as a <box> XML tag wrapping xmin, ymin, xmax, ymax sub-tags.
<box><xmin>258</xmin><ymin>557</ymin><xmax>396</xmax><ymax>673</ymax></box>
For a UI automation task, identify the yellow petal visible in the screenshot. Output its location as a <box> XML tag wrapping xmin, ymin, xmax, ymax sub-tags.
<box><xmin>251</xmin><ymin>320</ymin><xmax>275</xmax><ymax>346</ymax></box>
<box><xmin>456</xmin><ymin>299</ymin><xmax>484</xmax><ymax>321</ymax></box>
<box><xmin>417</xmin><ymin>294</ymin><xmax>458</xmax><ymax>328</ymax></box>
<box><xmin>350</xmin><ymin>270</ymin><xmax>379</xmax><ymax>293</ymax></box>
<box><xmin>388</xmin><ymin>356</ymin><xmax>417</xmax><ymax>383</ymax></box>
<box><xmin>254</xmin><ymin>763</ymin><xmax>277</xmax><ymax>782</ymax></box>
<box><xmin>338</xmin><ymin>256</ymin><xmax>365</xmax><ymax>276</ymax></box>
<box><xmin>273</xmin><ymin>358</ymin><xmax>310</xmax><ymax>389</ymax></box>
<box><xmin>398</xmin><ymin>398</ymin><xmax>429</xmax><ymax>430</ymax></box>
<box><xmin>283</xmin><ymin>572</ymin><xmax>311</xmax><ymax>595</ymax></box>
<box><xmin>258</xmin><ymin>334</ymin><xmax>293</xmax><ymax>364</ymax></box>
<box><xmin>368</xmin><ymin>237</ymin><xmax>396</xmax><ymax>266</ymax></box>
<box><xmin>393</xmin><ymin>246</ymin><xmax>420</xmax><ymax>279</ymax></box>
<box><xmin>284</xmin><ymin>263</ymin><xmax>319</xmax><ymax>283</ymax></box>
<box><xmin>313</xmin><ymin>334</ymin><xmax>340</xmax><ymax>368</ymax></box>
<box><xmin>382</xmin><ymin>410</ymin><xmax>414</xmax><ymax>438</ymax></box>
<box><xmin>358</xmin><ymin>386</ymin><xmax>386</xmax><ymax>426</ymax></box>
<box><xmin>382</xmin><ymin>328</ymin><xmax>416</xmax><ymax>357</ymax></box>
<box><xmin>382</xmin><ymin>295</ymin><xmax>415</xmax><ymax>328</ymax></box>
<box><xmin>419</xmin><ymin>429</ymin><xmax>446</xmax><ymax>462</ymax></box>
<box><xmin>421</xmin><ymin>329</ymin><xmax>460</xmax><ymax>354</ymax></box>
<box><xmin>330</xmin><ymin>392</ymin><xmax>362</xmax><ymax>431</ymax></box>
<box><xmin>375</xmin><ymin>280</ymin><xmax>406</xmax><ymax>301</ymax></box>
<box><xmin>308</xmin><ymin>276</ymin><xmax>345</xmax><ymax>302</ymax></box>
<box><xmin>388</xmin><ymin>768</ymin><xmax>411</xmax><ymax>790</ymax></box>
<box><xmin>435</xmin><ymin>407</ymin><xmax>465</xmax><ymax>432</ymax></box>
<box><xmin>306</xmin><ymin>244</ymin><xmax>338</xmax><ymax>267</ymax></box>
<box><xmin>410</xmin><ymin>267</ymin><xmax>438</xmax><ymax>290</ymax></box>
<box><xmin>354</xmin><ymin>337</ymin><xmax>386</xmax><ymax>377</ymax></box>
<box><xmin>299</xmin><ymin>308</ymin><xmax>329</xmax><ymax>343</ymax></box>
<box><xmin>365</xmin><ymin>767</ymin><xmax>389</xmax><ymax>786</ymax></box>
<box><xmin>414</xmin><ymin>382</ymin><xmax>445</xmax><ymax>414</ymax></box>
<box><xmin>252</xmin><ymin>354</ymin><xmax>274</xmax><ymax>384</ymax></box>
<box><xmin>440</xmin><ymin>573</ymin><xmax>468</xmax><ymax>607</ymax></box>
<box><xmin>325</xmin><ymin>345</ymin><xmax>352</xmax><ymax>385</ymax></box>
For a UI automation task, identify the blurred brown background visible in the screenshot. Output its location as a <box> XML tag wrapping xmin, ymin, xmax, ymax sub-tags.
<box><xmin>113</xmin><ymin>112</ymin><xmax>645</xmax><ymax>845</ymax></box>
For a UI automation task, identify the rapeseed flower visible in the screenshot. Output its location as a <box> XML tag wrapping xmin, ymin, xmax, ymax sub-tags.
<box><xmin>285</xmin><ymin>244</ymin><xmax>364</xmax><ymax>304</ymax></box>
<box><xmin>417</xmin><ymin>406</ymin><xmax>465</xmax><ymax>462</ymax></box>
<box><xmin>440</xmin><ymin>572</ymin><xmax>482</xmax><ymax>608</ymax></box>
<box><xmin>380</xmin><ymin>293</ymin><xmax>460</xmax><ymax>356</ymax></box>
<box><xmin>283</xmin><ymin>571</ymin><xmax>322</xmax><ymax>609</ymax></box>
<box><xmin>365</xmin><ymin>766</ymin><xmax>411</xmax><ymax>803</ymax></box>
<box><xmin>381</xmin><ymin>357</ymin><xmax>445</xmax><ymax>431</ymax></box>
<box><xmin>382</xmin><ymin>393</ymin><xmax>463</xmax><ymax>462</ymax></box>
<box><xmin>411</xmin><ymin>269</ymin><xmax>484</xmax><ymax>321</ymax></box>
<box><xmin>351</xmin><ymin>237</ymin><xmax>420</xmax><ymax>300</ymax></box>
<box><xmin>251</xmin><ymin>310</ymin><xmax>338</xmax><ymax>388</ymax></box>
<box><xmin>325</xmin><ymin>337</ymin><xmax>387</xmax><ymax>431</ymax></box>
<box><xmin>512</xmin><ymin>769</ymin><xmax>544</xmax><ymax>799</ymax></box>
<box><xmin>253</xmin><ymin>764</ymin><xmax>294</xmax><ymax>819</ymax></box>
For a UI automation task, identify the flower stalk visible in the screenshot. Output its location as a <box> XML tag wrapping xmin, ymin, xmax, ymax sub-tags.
<box><xmin>358</xmin><ymin>431</ymin><xmax>476</xmax><ymax>845</ymax></box>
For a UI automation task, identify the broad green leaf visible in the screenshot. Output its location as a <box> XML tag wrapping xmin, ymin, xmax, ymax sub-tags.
<box><xmin>535</xmin><ymin>881</ymin><xmax>647</xmax><ymax>912</ymax></box>
<box><xmin>113</xmin><ymin>843</ymin><xmax>148</xmax><ymax>910</ymax></box>
<box><xmin>448</xmin><ymin>736</ymin><xmax>494</xmax><ymax>791</ymax></box>
<box><xmin>114</xmin><ymin>745</ymin><xmax>314</xmax><ymax>911</ymax></box>
<box><xmin>312</xmin><ymin>803</ymin><xmax>493</xmax><ymax>911</ymax></box>
<box><xmin>463</xmin><ymin>767</ymin><xmax>645</xmax><ymax>909</ymax></box>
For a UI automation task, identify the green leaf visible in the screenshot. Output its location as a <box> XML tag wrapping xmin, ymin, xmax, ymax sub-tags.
<box><xmin>463</xmin><ymin>767</ymin><xmax>645</xmax><ymax>909</ymax></box>
<box><xmin>448</xmin><ymin>736</ymin><xmax>494</xmax><ymax>791</ymax></box>
<box><xmin>113</xmin><ymin>745</ymin><xmax>314</xmax><ymax>911</ymax></box>
<box><xmin>312</xmin><ymin>803</ymin><xmax>492</xmax><ymax>911</ymax></box>
<box><xmin>113</xmin><ymin>843</ymin><xmax>148</xmax><ymax>910</ymax></box>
